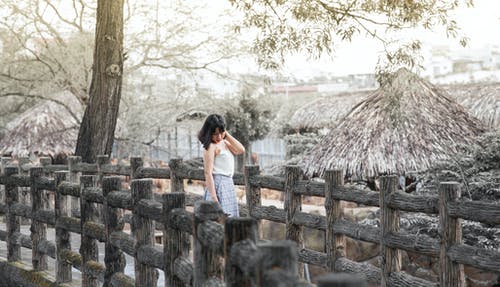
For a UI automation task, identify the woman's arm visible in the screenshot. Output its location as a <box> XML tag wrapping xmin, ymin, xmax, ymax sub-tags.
<box><xmin>203</xmin><ymin>144</ymin><xmax>218</xmax><ymax>202</ymax></box>
<box><xmin>224</xmin><ymin>131</ymin><xmax>245</xmax><ymax>155</ymax></box>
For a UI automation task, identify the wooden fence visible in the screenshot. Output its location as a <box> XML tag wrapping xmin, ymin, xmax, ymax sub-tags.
<box><xmin>0</xmin><ymin>155</ymin><xmax>499</xmax><ymax>287</ymax></box>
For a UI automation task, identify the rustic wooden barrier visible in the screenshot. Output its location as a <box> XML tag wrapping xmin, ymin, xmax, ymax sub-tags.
<box><xmin>0</xmin><ymin>155</ymin><xmax>498</xmax><ymax>287</ymax></box>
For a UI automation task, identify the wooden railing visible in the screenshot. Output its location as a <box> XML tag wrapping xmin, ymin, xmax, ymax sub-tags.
<box><xmin>0</xmin><ymin>155</ymin><xmax>499</xmax><ymax>287</ymax></box>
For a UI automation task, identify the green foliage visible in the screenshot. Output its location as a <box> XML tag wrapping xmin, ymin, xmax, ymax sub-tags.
<box><xmin>420</xmin><ymin>131</ymin><xmax>500</xmax><ymax>201</ymax></box>
<box><xmin>229</xmin><ymin>0</ymin><xmax>472</xmax><ymax>72</ymax></box>
<box><xmin>224</xmin><ymin>94</ymin><xmax>272</xmax><ymax>147</ymax></box>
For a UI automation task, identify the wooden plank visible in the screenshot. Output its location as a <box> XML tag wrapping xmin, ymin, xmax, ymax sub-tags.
<box><xmin>284</xmin><ymin>166</ymin><xmax>303</xmax><ymax>277</ymax></box>
<box><xmin>164</xmin><ymin>192</ymin><xmax>188</xmax><ymax>287</ymax></box>
<box><xmin>131</xmin><ymin>179</ymin><xmax>159</xmax><ymax>286</ymax></box>
<box><xmin>439</xmin><ymin>182</ymin><xmax>465</xmax><ymax>287</ymax></box>
<box><xmin>103</xmin><ymin>176</ymin><xmax>126</xmax><ymax>286</ymax></box>
<box><xmin>80</xmin><ymin>175</ymin><xmax>99</xmax><ymax>287</ymax></box>
<box><xmin>30</xmin><ymin>167</ymin><xmax>47</xmax><ymax>271</ymax></box>
<box><xmin>54</xmin><ymin>171</ymin><xmax>71</xmax><ymax>283</ymax></box>
<box><xmin>380</xmin><ymin>176</ymin><xmax>401</xmax><ymax>287</ymax></box>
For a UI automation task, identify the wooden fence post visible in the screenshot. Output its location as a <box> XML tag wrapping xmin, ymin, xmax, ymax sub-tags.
<box><xmin>193</xmin><ymin>201</ymin><xmax>224</xmax><ymax>287</ymax></box>
<box><xmin>258</xmin><ymin>240</ymin><xmax>299</xmax><ymax>286</ymax></box>
<box><xmin>0</xmin><ymin>157</ymin><xmax>10</xmax><ymax>172</ymax></box>
<box><xmin>5</xmin><ymin>166</ymin><xmax>20</xmax><ymax>262</ymax></box>
<box><xmin>169</xmin><ymin>158</ymin><xmax>184</xmax><ymax>193</ymax></box>
<box><xmin>284</xmin><ymin>165</ymin><xmax>303</xmax><ymax>277</ymax></box>
<box><xmin>96</xmin><ymin>155</ymin><xmax>110</xmax><ymax>222</ymax></box>
<box><xmin>39</xmin><ymin>157</ymin><xmax>53</xmax><ymax>210</ymax></box>
<box><xmin>380</xmin><ymin>175</ymin><xmax>401</xmax><ymax>287</ymax></box>
<box><xmin>244</xmin><ymin>165</ymin><xmax>261</xmax><ymax>218</ymax></box>
<box><xmin>316</xmin><ymin>273</ymin><xmax>367</xmax><ymax>287</ymax></box>
<box><xmin>0</xmin><ymin>157</ymin><xmax>11</xmax><ymax>205</ymax></box>
<box><xmin>130</xmin><ymin>157</ymin><xmax>143</xmax><ymax>180</ymax></box>
<box><xmin>39</xmin><ymin>157</ymin><xmax>52</xmax><ymax>167</ymax></box>
<box><xmin>80</xmin><ymin>175</ymin><xmax>99</xmax><ymax>287</ymax></box>
<box><xmin>68</xmin><ymin>156</ymin><xmax>82</xmax><ymax>218</ymax></box>
<box><xmin>163</xmin><ymin>192</ymin><xmax>187</xmax><ymax>287</ymax></box>
<box><xmin>30</xmin><ymin>166</ymin><xmax>47</xmax><ymax>271</ymax></box>
<box><xmin>97</xmin><ymin>155</ymin><xmax>110</xmax><ymax>183</ymax></box>
<box><xmin>224</xmin><ymin>217</ymin><xmax>258</xmax><ymax>287</ymax></box>
<box><xmin>325</xmin><ymin>170</ymin><xmax>346</xmax><ymax>272</ymax></box>
<box><xmin>103</xmin><ymin>176</ymin><xmax>126</xmax><ymax>287</ymax></box>
<box><xmin>55</xmin><ymin>171</ymin><xmax>71</xmax><ymax>283</ymax></box>
<box><xmin>439</xmin><ymin>182</ymin><xmax>465</xmax><ymax>287</ymax></box>
<box><xmin>18</xmin><ymin>157</ymin><xmax>31</xmax><ymax>225</ymax></box>
<box><xmin>131</xmin><ymin>178</ymin><xmax>158</xmax><ymax>286</ymax></box>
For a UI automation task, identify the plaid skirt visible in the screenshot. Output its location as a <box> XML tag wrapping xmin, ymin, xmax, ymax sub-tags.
<box><xmin>204</xmin><ymin>174</ymin><xmax>239</xmax><ymax>217</ymax></box>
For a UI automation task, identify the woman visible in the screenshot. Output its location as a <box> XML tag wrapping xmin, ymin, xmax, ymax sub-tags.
<box><xmin>198</xmin><ymin>114</ymin><xmax>245</xmax><ymax>217</ymax></box>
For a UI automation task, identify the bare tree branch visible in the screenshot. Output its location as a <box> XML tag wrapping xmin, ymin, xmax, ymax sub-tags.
<box><xmin>0</xmin><ymin>92</ymin><xmax>82</xmax><ymax>125</ymax></box>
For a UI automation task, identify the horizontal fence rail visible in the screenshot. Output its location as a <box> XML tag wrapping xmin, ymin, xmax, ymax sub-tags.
<box><xmin>0</xmin><ymin>155</ymin><xmax>498</xmax><ymax>287</ymax></box>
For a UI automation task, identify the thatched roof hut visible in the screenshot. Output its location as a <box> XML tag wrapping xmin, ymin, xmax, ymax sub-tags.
<box><xmin>300</xmin><ymin>68</ymin><xmax>487</xmax><ymax>179</ymax></box>
<box><xmin>0</xmin><ymin>91</ymin><xmax>82</xmax><ymax>157</ymax></box>
<box><xmin>288</xmin><ymin>90</ymin><xmax>371</xmax><ymax>132</ymax></box>
<box><xmin>441</xmin><ymin>83</ymin><xmax>500</xmax><ymax>129</ymax></box>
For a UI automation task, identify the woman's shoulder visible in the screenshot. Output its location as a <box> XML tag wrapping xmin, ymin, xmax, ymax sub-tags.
<box><xmin>206</xmin><ymin>142</ymin><xmax>224</xmax><ymax>155</ymax></box>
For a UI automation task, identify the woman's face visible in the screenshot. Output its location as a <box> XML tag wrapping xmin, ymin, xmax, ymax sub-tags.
<box><xmin>211</xmin><ymin>128</ymin><xmax>225</xmax><ymax>143</ymax></box>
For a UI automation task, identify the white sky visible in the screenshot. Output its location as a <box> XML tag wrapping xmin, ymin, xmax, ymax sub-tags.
<box><xmin>280</xmin><ymin>0</ymin><xmax>500</xmax><ymax>79</ymax></box>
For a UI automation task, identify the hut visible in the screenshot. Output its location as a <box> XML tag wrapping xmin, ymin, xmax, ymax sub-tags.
<box><xmin>284</xmin><ymin>90</ymin><xmax>370</xmax><ymax>160</ymax></box>
<box><xmin>300</xmin><ymin>68</ymin><xmax>487</xmax><ymax>179</ymax></box>
<box><xmin>441</xmin><ymin>82</ymin><xmax>500</xmax><ymax>130</ymax></box>
<box><xmin>0</xmin><ymin>91</ymin><xmax>82</xmax><ymax>159</ymax></box>
<box><xmin>288</xmin><ymin>90</ymin><xmax>371</xmax><ymax>133</ymax></box>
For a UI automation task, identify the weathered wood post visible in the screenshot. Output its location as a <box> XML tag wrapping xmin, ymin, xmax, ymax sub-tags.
<box><xmin>244</xmin><ymin>165</ymin><xmax>261</xmax><ymax>219</ymax></box>
<box><xmin>96</xmin><ymin>155</ymin><xmax>110</xmax><ymax>183</ymax></box>
<box><xmin>0</xmin><ymin>157</ymin><xmax>11</xmax><ymax>205</ymax></box>
<box><xmin>224</xmin><ymin>217</ymin><xmax>258</xmax><ymax>287</ymax></box>
<box><xmin>163</xmin><ymin>192</ymin><xmax>187</xmax><ymax>287</ymax></box>
<box><xmin>193</xmin><ymin>201</ymin><xmax>224</xmax><ymax>287</ymax></box>
<box><xmin>39</xmin><ymin>157</ymin><xmax>52</xmax><ymax>168</ymax></box>
<box><xmin>131</xmin><ymin>178</ymin><xmax>158</xmax><ymax>286</ymax></box>
<box><xmin>80</xmin><ymin>175</ymin><xmax>99</xmax><ymax>287</ymax></box>
<box><xmin>54</xmin><ymin>171</ymin><xmax>71</xmax><ymax>283</ymax></box>
<box><xmin>0</xmin><ymin>157</ymin><xmax>10</xmax><ymax>171</ymax></box>
<box><xmin>284</xmin><ymin>165</ymin><xmax>303</xmax><ymax>277</ymax></box>
<box><xmin>96</xmin><ymin>155</ymin><xmax>110</xmax><ymax>222</ymax></box>
<box><xmin>39</xmin><ymin>157</ymin><xmax>53</xmax><ymax>210</ymax></box>
<box><xmin>18</xmin><ymin>157</ymin><xmax>31</xmax><ymax>224</ymax></box>
<box><xmin>379</xmin><ymin>175</ymin><xmax>401</xmax><ymax>287</ymax></box>
<box><xmin>5</xmin><ymin>166</ymin><xmax>21</xmax><ymax>262</ymax></box>
<box><xmin>30</xmin><ymin>166</ymin><xmax>47</xmax><ymax>271</ymax></box>
<box><xmin>258</xmin><ymin>240</ymin><xmax>300</xmax><ymax>286</ymax></box>
<box><xmin>103</xmin><ymin>176</ymin><xmax>126</xmax><ymax>287</ymax></box>
<box><xmin>130</xmin><ymin>157</ymin><xmax>143</xmax><ymax>180</ymax></box>
<box><xmin>316</xmin><ymin>273</ymin><xmax>367</xmax><ymax>287</ymax></box>
<box><xmin>439</xmin><ymin>182</ymin><xmax>465</xmax><ymax>287</ymax></box>
<box><xmin>169</xmin><ymin>158</ymin><xmax>184</xmax><ymax>193</ymax></box>
<box><xmin>325</xmin><ymin>170</ymin><xmax>346</xmax><ymax>272</ymax></box>
<box><xmin>68</xmin><ymin>156</ymin><xmax>82</xmax><ymax>218</ymax></box>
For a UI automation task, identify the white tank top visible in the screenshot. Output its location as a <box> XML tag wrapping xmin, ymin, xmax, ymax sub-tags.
<box><xmin>213</xmin><ymin>148</ymin><xmax>234</xmax><ymax>177</ymax></box>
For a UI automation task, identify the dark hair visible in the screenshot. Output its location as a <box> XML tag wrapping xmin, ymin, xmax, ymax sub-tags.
<box><xmin>198</xmin><ymin>114</ymin><xmax>226</xmax><ymax>150</ymax></box>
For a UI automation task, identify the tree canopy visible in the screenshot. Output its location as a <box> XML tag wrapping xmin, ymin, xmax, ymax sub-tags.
<box><xmin>229</xmin><ymin>0</ymin><xmax>472</xmax><ymax>74</ymax></box>
<box><xmin>0</xmin><ymin>0</ymin><xmax>255</xmax><ymax>159</ymax></box>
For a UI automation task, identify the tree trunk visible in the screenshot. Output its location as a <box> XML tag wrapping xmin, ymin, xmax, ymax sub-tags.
<box><xmin>75</xmin><ymin>0</ymin><xmax>124</xmax><ymax>163</ymax></box>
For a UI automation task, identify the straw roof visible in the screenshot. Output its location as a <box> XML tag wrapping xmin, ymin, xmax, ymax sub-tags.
<box><xmin>300</xmin><ymin>68</ymin><xmax>487</xmax><ymax>179</ymax></box>
<box><xmin>441</xmin><ymin>83</ymin><xmax>500</xmax><ymax>129</ymax></box>
<box><xmin>0</xmin><ymin>91</ymin><xmax>82</xmax><ymax>157</ymax></box>
<box><xmin>288</xmin><ymin>90</ymin><xmax>371</xmax><ymax>131</ymax></box>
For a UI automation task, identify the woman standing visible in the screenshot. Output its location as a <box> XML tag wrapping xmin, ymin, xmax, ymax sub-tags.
<box><xmin>198</xmin><ymin>114</ymin><xmax>245</xmax><ymax>217</ymax></box>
